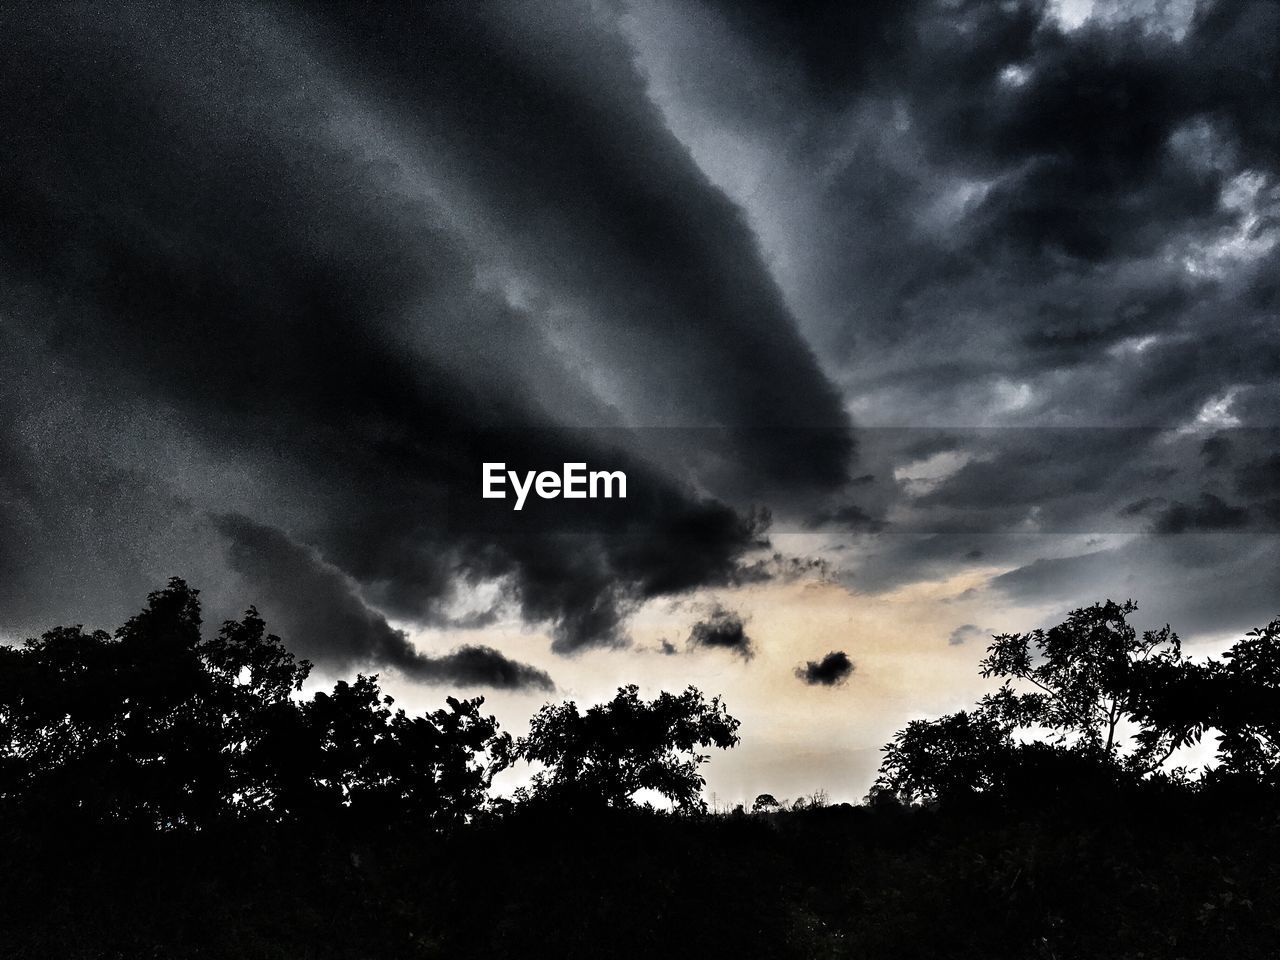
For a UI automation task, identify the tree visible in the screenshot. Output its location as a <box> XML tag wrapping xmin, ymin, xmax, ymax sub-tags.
<box><xmin>0</xmin><ymin>579</ymin><xmax>508</xmax><ymax>830</ymax></box>
<box><xmin>0</xmin><ymin>578</ymin><xmax>226</xmax><ymax>826</ymax></box>
<box><xmin>512</xmin><ymin>684</ymin><xmax>740</xmax><ymax>811</ymax></box>
<box><xmin>751</xmin><ymin>793</ymin><xmax>780</xmax><ymax>813</ymax></box>
<box><xmin>874</xmin><ymin>600</ymin><xmax>1200</xmax><ymax>804</ymax></box>
<box><xmin>978</xmin><ymin>600</ymin><xmax>1192</xmax><ymax>774</ymax></box>
<box><xmin>1206</xmin><ymin>616</ymin><xmax>1280</xmax><ymax>784</ymax></box>
<box><xmin>875</xmin><ymin>709</ymin><xmax>1019</xmax><ymax>804</ymax></box>
<box><xmin>297</xmin><ymin>678</ymin><xmax>509</xmax><ymax>826</ymax></box>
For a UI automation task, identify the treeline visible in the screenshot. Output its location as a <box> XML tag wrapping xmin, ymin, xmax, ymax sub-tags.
<box><xmin>0</xmin><ymin>579</ymin><xmax>742</xmax><ymax>833</ymax></box>
<box><xmin>3</xmin><ymin>581</ymin><xmax>1279</xmax><ymax>958</ymax></box>
<box><xmin>874</xmin><ymin>599</ymin><xmax>1280</xmax><ymax>805</ymax></box>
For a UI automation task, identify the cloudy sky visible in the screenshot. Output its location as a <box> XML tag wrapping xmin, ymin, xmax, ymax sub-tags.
<box><xmin>1</xmin><ymin>0</ymin><xmax>1277</xmax><ymax>802</ymax></box>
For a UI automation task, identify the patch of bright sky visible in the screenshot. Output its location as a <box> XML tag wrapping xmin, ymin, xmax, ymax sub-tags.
<box><xmin>921</xmin><ymin>175</ymin><xmax>997</xmax><ymax>231</ymax></box>
<box><xmin>1181</xmin><ymin>171</ymin><xmax>1280</xmax><ymax>279</ymax></box>
<box><xmin>1047</xmin><ymin>0</ymin><xmax>1095</xmax><ymax>30</ymax></box>
<box><xmin>893</xmin><ymin>448</ymin><xmax>975</xmax><ymax>492</ymax></box>
<box><xmin>380</xmin><ymin>567</ymin><xmax>1028</xmax><ymax>805</ymax></box>
<box><xmin>998</xmin><ymin>63</ymin><xmax>1032</xmax><ymax>87</ymax></box>
<box><xmin>1053</xmin><ymin>0</ymin><xmax>1198</xmax><ymax>40</ymax></box>
<box><xmin>1190</xmin><ymin>386</ymin><xmax>1245</xmax><ymax>430</ymax></box>
<box><xmin>1107</xmin><ymin>333</ymin><xmax>1162</xmax><ymax>357</ymax></box>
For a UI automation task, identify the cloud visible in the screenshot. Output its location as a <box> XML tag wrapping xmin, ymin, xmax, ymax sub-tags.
<box><xmin>1201</xmin><ymin>434</ymin><xmax>1233</xmax><ymax>469</ymax></box>
<box><xmin>1153</xmin><ymin>493</ymin><xmax>1249</xmax><ymax>534</ymax></box>
<box><xmin>1</xmin><ymin>0</ymin><xmax>1277</xmax><ymax>676</ymax></box>
<box><xmin>807</xmin><ymin>502</ymin><xmax>887</xmax><ymax>533</ymax></box>
<box><xmin>989</xmin><ymin>534</ymin><xmax>1280</xmax><ymax>640</ymax></box>
<box><xmin>947</xmin><ymin>624</ymin><xmax>987</xmax><ymax>647</ymax></box>
<box><xmin>795</xmin><ymin>650</ymin><xmax>855</xmax><ymax>686</ymax></box>
<box><xmin>1236</xmin><ymin>451</ymin><xmax>1280</xmax><ymax>500</ymax></box>
<box><xmin>687</xmin><ymin>604</ymin><xmax>754</xmax><ymax>660</ymax></box>
<box><xmin>624</xmin><ymin>0</ymin><xmax>1280</xmax><ymax>608</ymax></box>
<box><xmin>212</xmin><ymin>513</ymin><xmax>553</xmax><ymax>691</ymax></box>
<box><xmin>0</xmin><ymin>2</ymin><xmax>854</xmax><ymax>661</ymax></box>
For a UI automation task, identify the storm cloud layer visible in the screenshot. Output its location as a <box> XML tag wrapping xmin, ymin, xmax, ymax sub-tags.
<box><xmin>0</xmin><ymin>2</ymin><xmax>851</xmax><ymax>676</ymax></box>
<box><xmin>627</xmin><ymin>0</ymin><xmax>1278</xmax><ymax>633</ymax></box>
<box><xmin>212</xmin><ymin>513</ymin><xmax>554</xmax><ymax>690</ymax></box>
<box><xmin>0</xmin><ymin>0</ymin><xmax>1277</xmax><ymax>687</ymax></box>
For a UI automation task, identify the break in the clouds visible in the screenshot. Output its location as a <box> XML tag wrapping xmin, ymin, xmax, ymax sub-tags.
<box><xmin>796</xmin><ymin>651</ymin><xmax>855</xmax><ymax>687</ymax></box>
<box><xmin>0</xmin><ymin>0</ymin><xmax>1277</xmax><ymax>690</ymax></box>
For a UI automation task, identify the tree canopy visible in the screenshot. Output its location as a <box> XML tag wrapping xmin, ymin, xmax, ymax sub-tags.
<box><xmin>875</xmin><ymin>601</ymin><xmax>1280</xmax><ymax>804</ymax></box>
<box><xmin>0</xmin><ymin>579</ymin><xmax>746</xmax><ymax>830</ymax></box>
<box><xmin>513</xmin><ymin>684</ymin><xmax>741</xmax><ymax>811</ymax></box>
<box><xmin>0</xmin><ymin>579</ymin><xmax>509</xmax><ymax>830</ymax></box>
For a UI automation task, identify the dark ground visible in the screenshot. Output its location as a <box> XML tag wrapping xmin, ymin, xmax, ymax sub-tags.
<box><xmin>4</xmin><ymin>784</ymin><xmax>1278</xmax><ymax>960</ymax></box>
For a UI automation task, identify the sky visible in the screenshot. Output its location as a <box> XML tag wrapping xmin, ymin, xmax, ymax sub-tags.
<box><xmin>1</xmin><ymin>0</ymin><xmax>1277</xmax><ymax>803</ymax></box>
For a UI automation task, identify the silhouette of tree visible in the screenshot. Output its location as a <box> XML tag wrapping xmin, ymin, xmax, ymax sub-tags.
<box><xmin>978</xmin><ymin>600</ymin><xmax>1193</xmax><ymax>773</ymax></box>
<box><xmin>0</xmin><ymin>579</ymin><xmax>507</xmax><ymax>830</ymax></box>
<box><xmin>297</xmin><ymin>677</ymin><xmax>508</xmax><ymax>826</ymax></box>
<box><xmin>875</xmin><ymin>600</ymin><xmax>1200</xmax><ymax>803</ymax></box>
<box><xmin>1206</xmin><ymin>616</ymin><xmax>1280</xmax><ymax>784</ymax></box>
<box><xmin>875</xmin><ymin>709</ymin><xmax>1020</xmax><ymax>804</ymax></box>
<box><xmin>512</xmin><ymin>684</ymin><xmax>740</xmax><ymax>810</ymax></box>
<box><xmin>0</xmin><ymin>579</ymin><xmax>228</xmax><ymax>826</ymax></box>
<box><xmin>4</xmin><ymin>583</ymin><xmax>1280</xmax><ymax>957</ymax></box>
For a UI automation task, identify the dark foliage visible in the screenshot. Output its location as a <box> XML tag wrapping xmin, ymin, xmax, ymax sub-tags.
<box><xmin>3</xmin><ymin>788</ymin><xmax>1279</xmax><ymax>958</ymax></box>
<box><xmin>3</xmin><ymin>585</ymin><xmax>1280</xmax><ymax>957</ymax></box>
<box><xmin>0</xmin><ymin>579</ymin><xmax>509</xmax><ymax>831</ymax></box>
<box><xmin>876</xmin><ymin>600</ymin><xmax>1280</xmax><ymax>804</ymax></box>
<box><xmin>512</xmin><ymin>684</ymin><xmax>741</xmax><ymax>811</ymax></box>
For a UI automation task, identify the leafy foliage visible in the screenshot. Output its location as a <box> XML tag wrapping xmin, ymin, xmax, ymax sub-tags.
<box><xmin>4</xmin><ymin>584</ymin><xmax>1280</xmax><ymax>957</ymax></box>
<box><xmin>875</xmin><ymin>709</ymin><xmax>1020</xmax><ymax>804</ymax></box>
<box><xmin>0</xmin><ymin>579</ymin><xmax>507</xmax><ymax>830</ymax></box>
<box><xmin>1206</xmin><ymin>616</ymin><xmax>1280</xmax><ymax>783</ymax></box>
<box><xmin>978</xmin><ymin>600</ymin><xmax>1188</xmax><ymax>770</ymax></box>
<box><xmin>513</xmin><ymin>684</ymin><xmax>740</xmax><ymax>810</ymax></box>
<box><xmin>875</xmin><ymin>600</ymin><xmax>1280</xmax><ymax>803</ymax></box>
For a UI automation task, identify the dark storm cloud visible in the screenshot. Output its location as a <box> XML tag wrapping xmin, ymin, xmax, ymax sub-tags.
<box><xmin>687</xmin><ymin>604</ymin><xmax>754</xmax><ymax>660</ymax></box>
<box><xmin>0</xmin><ymin>2</ymin><xmax>854</xmax><ymax>663</ymax></box>
<box><xmin>300</xmin><ymin>0</ymin><xmax>856</xmax><ymax>500</ymax></box>
<box><xmin>795</xmin><ymin>650</ymin><xmax>854</xmax><ymax>686</ymax></box>
<box><xmin>1152</xmin><ymin>493</ymin><xmax>1249</xmax><ymax>534</ymax></box>
<box><xmin>830</xmin><ymin>423</ymin><xmax>1278</xmax><ymax>612</ymax></box>
<box><xmin>1201</xmin><ymin>434</ymin><xmax>1233</xmax><ymax>469</ymax></box>
<box><xmin>642</xmin><ymin>2</ymin><xmax>1277</xmax><ymax>420</ymax></box>
<box><xmin>703</xmin><ymin>0</ymin><xmax>930</xmax><ymax>100</ymax></box>
<box><xmin>1236</xmin><ymin>452</ymin><xmax>1280</xmax><ymax>500</ymax></box>
<box><xmin>807</xmin><ymin>502</ymin><xmax>886</xmax><ymax>533</ymax></box>
<box><xmin>1120</xmin><ymin>497</ymin><xmax>1163</xmax><ymax>518</ymax></box>
<box><xmin>614</xmin><ymin>0</ymin><xmax>1277</xmax><ymax>641</ymax></box>
<box><xmin>212</xmin><ymin>513</ymin><xmax>554</xmax><ymax>691</ymax></box>
<box><xmin>3</xmin><ymin>0</ymin><xmax>1278</xmax><ymax>663</ymax></box>
<box><xmin>833</xmin><ymin>427</ymin><xmax>1277</xmax><ymax>541</ymax></box>
<box><xmin>622</xmin><ymin>0</ymin><xmax>1279</xmax><ymax>633</ymax></box>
